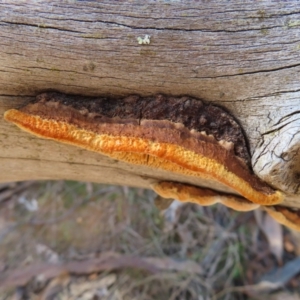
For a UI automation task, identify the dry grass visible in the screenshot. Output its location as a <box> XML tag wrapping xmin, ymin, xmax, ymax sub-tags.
<box><xmin>0</xmin><ymin>181</ymin><xmax>297</xmax><ymax>300</ymax></box>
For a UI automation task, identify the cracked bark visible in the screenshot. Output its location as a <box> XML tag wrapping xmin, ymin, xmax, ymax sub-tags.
<box><xmin>0</xmin><ymin>1</ymin><xmax>300</xmax><ymax>207</ymax></box>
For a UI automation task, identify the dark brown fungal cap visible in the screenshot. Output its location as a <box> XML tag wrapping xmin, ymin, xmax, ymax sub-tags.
<box><xmin>18</xmin><ymin>92</ymin><xmax>278</xmax><ymax>195</ymax></box>
<box><xmin>30</xmin><ymin>92</ymin><xmax>251</xmax><ymax>166</ymax></box>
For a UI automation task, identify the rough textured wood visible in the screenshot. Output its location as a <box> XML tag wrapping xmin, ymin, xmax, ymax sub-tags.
<box><xmin>1</xmin><ymin>1</ymin><xmax>300</xmax><ymax>206</ymax></box>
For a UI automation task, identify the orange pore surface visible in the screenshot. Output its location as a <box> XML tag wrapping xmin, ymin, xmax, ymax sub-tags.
<box><xmin>4</xmin><ymin>109</ymin><xmax>283</xmax><ymax>206</ymax></box>
<box><xmin>264</xmin><ymin>206</ymin><xmax>300</xmax><ymax>231</ymax></box>
<box><xmin>152</xmin><ymin>181</ymin><xmax>259</xmax><ymax>212</ymax></box>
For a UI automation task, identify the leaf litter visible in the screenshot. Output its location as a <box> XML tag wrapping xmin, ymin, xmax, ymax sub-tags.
<box><xmin>0</xmin><ymin>181</ymin><xmax>300</xmax><ymax>299</ymax></box>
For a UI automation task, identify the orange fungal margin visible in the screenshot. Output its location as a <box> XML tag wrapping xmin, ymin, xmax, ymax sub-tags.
<box><xmin>4</xmin><ymin>108</ymin><xmax>283</xmax><ymax>207</ymax></box>
<box><xmin>264</xmin><ymin>206</ymin><xmax>300</xmax><ymax>232</ymax></box>
<box><xmin>152</xmin><ymin>181</ymin><xmax>259</xmax><ymax>212</ymax></box>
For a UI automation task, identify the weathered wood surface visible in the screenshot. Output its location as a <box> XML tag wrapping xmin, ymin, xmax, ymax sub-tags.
<box><xmin>1</xmin><ymin>1</ymin><xmax>300</xmax><ymax>206</ymax></box>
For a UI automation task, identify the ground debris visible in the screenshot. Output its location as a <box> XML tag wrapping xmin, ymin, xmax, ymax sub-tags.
<box><xmin>0</xmin><ymin>181</ymin><xmax>300</xmax><ymax>300</ymax></box>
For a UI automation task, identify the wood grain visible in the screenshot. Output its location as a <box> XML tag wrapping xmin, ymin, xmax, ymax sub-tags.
<box><xmin>1</xmin><ymin>1</ymin><xmax>300</xmax><ymax>206</ymax></box>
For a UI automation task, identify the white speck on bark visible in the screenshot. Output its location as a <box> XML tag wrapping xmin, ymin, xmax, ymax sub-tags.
<box><xmin>137</xmin><ymin>35</ymin><xmax>151</xmax><ymax>45</ymax></box>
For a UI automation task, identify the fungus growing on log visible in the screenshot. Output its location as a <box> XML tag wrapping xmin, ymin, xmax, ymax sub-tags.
<box><xmin>152</xmin><ymin>181</ymin><xmax>259</xmax><ymax>212</ymax></box>
<box><xmin>153</xmin><ymin>183</ymin><xmax>300</xmax><ymax>232</ymax></box>
<box><xmin>4</xmin><ymin>92</ymin><xmax>283</xmax><ymax>208</ymax></box>
<box><xmin>264</xmin><ymin>206</ymin><xmax>300</xmax><ymax>232</ymax></box>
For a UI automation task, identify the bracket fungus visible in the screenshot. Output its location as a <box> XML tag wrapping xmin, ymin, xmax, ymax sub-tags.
<box><xmin>263</xmin><ymin>206</ymin><xmax>300</xmax><ymax>232</ymax></box>
<box><xmin>5</xmin><ymin>92</ymin><xmax>296</xmax><ymax>229</ymax></box>
<box><xmin>152</xmin><ymin>181</ymin><xmax>259</xmax><ymax>212</ymax></box>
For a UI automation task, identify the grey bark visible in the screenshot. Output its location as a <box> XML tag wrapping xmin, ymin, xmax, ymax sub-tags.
<box><xmin>1</xmin><ymin>1</ymin><xmax>300</xmax><ymax>206</ymax></box>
